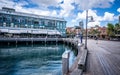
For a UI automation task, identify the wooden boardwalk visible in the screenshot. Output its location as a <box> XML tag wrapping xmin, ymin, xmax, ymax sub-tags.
<box><xmin>84</xmin><ymin>39</ymin><xmax>120</xmax><ymax>75</ymax></box>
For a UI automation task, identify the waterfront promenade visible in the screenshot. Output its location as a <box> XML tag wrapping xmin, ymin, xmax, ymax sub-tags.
<box><xmin>69</xmin><ymin>39</ymin><xmax>120</xmax><ymax>75</ymax></box>
<box><xmin>84</xmin><ymin>39</ymin><xmax>120</xmax><ymax>75</ymax></box>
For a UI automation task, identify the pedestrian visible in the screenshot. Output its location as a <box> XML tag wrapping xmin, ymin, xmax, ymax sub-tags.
<box><xmin>96</xmin><ymin>35</ymin><xmax>98</xmax><ymax>44</ymax></box>
<box><xmin>79</xmin><ymin>32</ymin><xmax>83</xmax><ymax>44</ymax></box>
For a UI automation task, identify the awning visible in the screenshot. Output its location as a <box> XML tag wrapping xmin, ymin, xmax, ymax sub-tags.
<box><xmin>47</xmin><ymin>30</ymin><xmax>61</xmax><ymax>35</ymax></box>
<box><xmin>31</xmin><ymin>30</ymin><xmax>47</xmax><ymax>34</ymax></box>
<box><xmin>9</xmin><ymin>29</ymin><xmax>20</xmax><ymax>34</ymax></box>
<box><xmin>0</xmin><ymin>28</ymin><xmax>8</xmax><ymax>33</ymax></box>
<box><xmin>0</xmin><ymin>27</ymin><xmax>61</xmax><ymax>35</ymax></box>
<box><xmin>20</xmin><ymin>29</ymin><xmax>29</xmax><ymax>33</ymax></box>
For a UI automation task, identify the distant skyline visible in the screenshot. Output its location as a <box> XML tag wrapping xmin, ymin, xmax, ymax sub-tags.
<box><xmin>0</xmin><ymin>0</ymin><xmax>120</xmax><ymax>28</ymax></box>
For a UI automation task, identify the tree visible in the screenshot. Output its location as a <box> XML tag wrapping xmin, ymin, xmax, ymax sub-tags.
<box><xmin>107</xmin><ymin>23</ymin><xmax>115</xmax><ymax>37</ymax></box>
<box><xmin>114</xmin><ymin>23</ymin><xmax>120</xmax><ymax>34</ymax></box>
<box><xmin>88</xmin><ymin>28</ymin><xmax>101</xmax><ymax>39</ymax></box>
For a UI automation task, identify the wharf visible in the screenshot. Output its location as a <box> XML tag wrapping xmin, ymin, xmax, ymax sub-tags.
<box><xmin>84</xmin><ymin>39</ymin><xmax>120</xmax><ymax>75</ymax></box>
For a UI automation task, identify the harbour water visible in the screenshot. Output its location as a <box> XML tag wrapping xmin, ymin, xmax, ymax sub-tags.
<box><xmin>0</xmin><ymin>44</ymin><xmax>76</xmax><ymax>75</ymax></box>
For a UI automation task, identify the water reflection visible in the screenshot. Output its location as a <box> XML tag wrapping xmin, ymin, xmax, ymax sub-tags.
<box><xmin>0</xmin><ymin>44</ymin><xmax>76</xmax><ymax>75</ymax></box>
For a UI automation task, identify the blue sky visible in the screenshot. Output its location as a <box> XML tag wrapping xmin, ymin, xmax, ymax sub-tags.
<box><xmin>0</xmin><ymin>0</ymin><xmax>120</xmax><ymax>28</ymax></box>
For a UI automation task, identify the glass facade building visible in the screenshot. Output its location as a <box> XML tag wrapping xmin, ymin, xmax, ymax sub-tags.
<box><xmin>0</xmin><ymin>7</ymin><xmax>66</xmax><ymax>37</ymax></box>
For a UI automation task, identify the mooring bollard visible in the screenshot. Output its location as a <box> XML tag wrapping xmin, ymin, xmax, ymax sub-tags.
<box><xmin>62</xmin><ymin>50</ymin><xmax>70</xmax><ymax>75</ymax></box>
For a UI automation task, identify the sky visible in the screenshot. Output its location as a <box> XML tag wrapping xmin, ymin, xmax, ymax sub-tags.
<box><xmin>0</xmin><ymin>0</ymin><xmax>120</xmax><ymax>28</ymax></box>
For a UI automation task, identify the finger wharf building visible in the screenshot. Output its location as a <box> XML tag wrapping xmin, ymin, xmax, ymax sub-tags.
<box><xmin>0</xmin><ymin>7</ymin><xmax>67</xmax><ymax>38</ymax></box>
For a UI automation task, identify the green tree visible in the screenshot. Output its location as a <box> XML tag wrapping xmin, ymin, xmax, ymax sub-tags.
<box><xmin>114</xmin><ymin>23</ymin><xmax>120</xmax><ymax>34</ymax></box>
<box><xmin>90</xmin><ymin>29</ymin><xmax>100</xmax><ymax>36</ymax></box>
<box><xmin>107</xmin><ymin>23</ymin><xmax>115</xmax><ymax>37</ymax></box>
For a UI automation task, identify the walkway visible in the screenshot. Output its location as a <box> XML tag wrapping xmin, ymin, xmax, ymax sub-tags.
<box><xmin>84</xmin><ymin>39</ymin><xmax>120</xmax><ymax>75</ymax></box>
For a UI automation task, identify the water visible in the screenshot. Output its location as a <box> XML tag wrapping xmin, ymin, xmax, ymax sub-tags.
<box><xmin>0</xmin><ymin>44</ymin><xmax>76</xmax><ymax>75</ymax></box>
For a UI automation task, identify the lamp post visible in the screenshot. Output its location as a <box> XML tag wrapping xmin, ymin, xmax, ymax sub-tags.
<box><xmin>85</xmin><ymin>10</ymin><xmax>88</xmax><ymax>49</ymax></box>
<box><xmin>84</xmin><ymin>10</ymin><xmax>94</xmax><ymax>49</ymax></box>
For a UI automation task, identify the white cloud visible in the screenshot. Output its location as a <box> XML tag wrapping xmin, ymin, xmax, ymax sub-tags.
<box><xmin>31</xmin><ymin>0</ymin><xmax>62</xmax><ymax>8</ymax></box>
<box><xmin>59</xmin><ymin>0</ymin><xmax>74</xmax><ymax>17</ymax></box>
<box><xmin>29</xmin><ymin>0</ymin><xmax>75</xmax><ymax>18</ymax></box>
<box><xmin>71</xmin><ymin>19</ymin><xmax>76</xmax><ymax>23</ymax></box>
<box><xmin>103</xmin><ymin>12</ymin><xmax>114</xmax><ymax>21</ymax></box>
<box><xmin>51</xmin><ymin>10</ymin><xmax>58</xmax><ymax>17</ymax></box>
<box><xmin>117</xmin><ymin>8</ymin><xmax>120</xmax><ymax>13</ymax></box>
<box><xmin>1</xmin><ymin>0</ymin><xmax>74</xmax><ymax>18</ymax></box>
<box><xmin>73</xmin><ymin>9</ymin><xmax>116</xmax><ymax>27</ymax></box>
<box><xmin>75</xmin><ymin>9</ymin><xmax>98</xmax><ymax>21</ymax></box>
<box><xmin>0</xmin><ymin>0</ymin><xmax>59</xmax><ymax>17</ymax></box>
<box><xmin>75</xmin><ymin>0</ymin><xmax>115</xmax><ymax>10</ymax></box>
<box><xmin>0</xmin><ymin>0</ymin><xmax>15</xmax><ymax>8</ymax></box>
<box><xmin>17</xmin><ymin>7</ymin><xmax>58</xmax><ymax>17</ymax></box>
<box><xmin>76</xmin><ymin>11</ymin><xmax>86</xmax><ymax>20</ymax></box>
<box><xmin>114</xmin><ymin>15</ymin><xmax>120</xmax><ymax>20</ymax></box>
<box><xmin>72</xmin><ymin>9</ymin><xmax>100</xmax><ymax>27</ymax></box>
<box><xmin>88</xmin><ymin>21</ymin><xmax>100</xmax><ymax>28</ymax></box>
<box><xmin>79</xmin><ymin>9</ymin><xmax>115</xmax><ymax>22</ymax></box>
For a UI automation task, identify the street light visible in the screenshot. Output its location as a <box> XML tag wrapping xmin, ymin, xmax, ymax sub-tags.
<box><xmin>85</xmin><ymin>10</ymin><xmax>94</xmax><ymax>49</ymax></box>
<box><xmin>84</xmin><ymin>10</ymin><xmax>88</xmax><ymax>49</ymax></box>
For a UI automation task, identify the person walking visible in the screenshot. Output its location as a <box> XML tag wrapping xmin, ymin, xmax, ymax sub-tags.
<box><xmin>79</xmin><ymin>31</ymin><xmax>83</xmax><ymax>44</ymax></box>
<box><xmin>96</xmin><ymin>35</ymin><xmax>98</xmax><ymax>44</ymax></box>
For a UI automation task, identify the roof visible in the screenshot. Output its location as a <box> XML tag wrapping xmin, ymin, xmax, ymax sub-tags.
<box><xmin>0</xmin><ymin>8</ymin><xmax>66</xmax><ymax>21</ymax></box>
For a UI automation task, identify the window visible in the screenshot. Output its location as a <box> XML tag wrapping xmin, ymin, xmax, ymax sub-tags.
<box><xmin>0</xmin><ymin>14</ymin><xmax>3</xmax><ymax>22</ymax></box>
<box><xmin>41</xmin><ymin>20</ymin><xmax>45</xmax><ymax>26</ymax></box>
<box><xmin>56</xmin><ymin>21</ymin><xmax>60</xmax><ymax>29</ymax></box>
<box><xmin>3</xmin><ymin>16</ymin><xmax>7</xmax><ymax>22</ymax></box>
